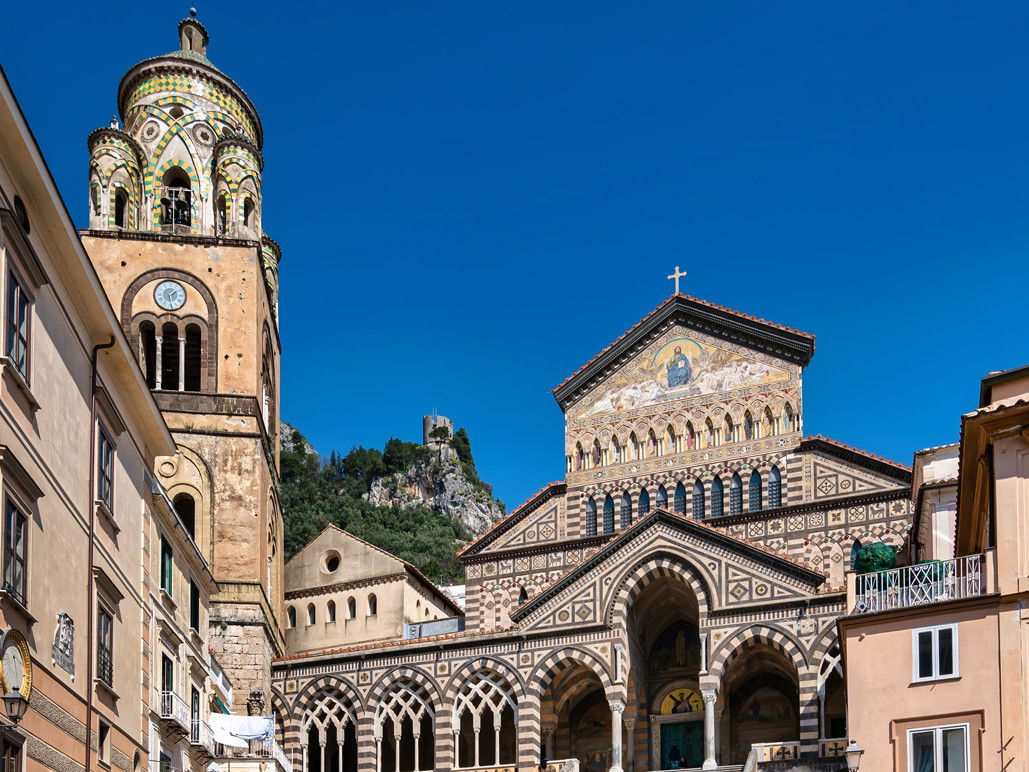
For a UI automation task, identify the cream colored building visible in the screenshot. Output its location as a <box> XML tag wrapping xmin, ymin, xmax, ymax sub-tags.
<box><xmin>284</xmin><ymin>527</ymin><xmax>462</xmax><ymax>656</ymax></box>
<box><xmin>0</xmin><ymin>62</ymin><xmax>176</xmax><ymax>772</ymax></box>
<box><xmin>841</xmin><ymin>364</ymin><xmax>1029</xmax><ymax>771</ymax></box>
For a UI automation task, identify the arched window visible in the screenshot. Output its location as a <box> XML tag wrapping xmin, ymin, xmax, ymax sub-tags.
<box><xmin>744</xmin><ymin>412</ymin><xmax>754</xmax><ymax>440</ymax></box>
<box><xmin>610</xmin><ymin>438</ymin><xmax>621</xmax><ymax>464</ymax></box>
<box><xmin>769</xmin><ymin>467</ymin><xmax>782</xmax><ymax>508</ymax></box>
<box><xmin>647</xmin><ymin>429</ymin><xmax>657</xmax><ymax>458</ymax></box>
<box><xmin>850</xmin><ymin>540</ymin><xmax>862</xmax><ymax>571</ymax></box>
<box><xmin>673</xmin><ymin>483</ymin><xmax>686</xmax><ymax>516</ymax></box>
<box><xmin>764</xmin><ymin>407</ymin><xmax>775</xmax><ymax>437</ymax></box>
<box><xmin>243</xmin><ymin>197</ymin><xmax>256</xmax><ymax>229</ymax></box>
<box><xmin>574</xmin><ymin>443</ymin><xmax>584</xmax><ymax>471</ymax></box>
<box><xmin>368</xmin><ymin>594</ymin><xmax>377</xmax><ymax>615</ymax></box>
<box><xmin>705</xmin><ymin>419</ymin><xmax>716</xmax><ymax>448</ymax></box>
<box><xmin>301</xmin><ymin>689</ymin><xmax>358</xmax><ymax>772</ymax></box>
<box><xmin>376</xmin><ymin>680</ymin><xmax>435</xmax><ymax>772</ymax></box>
<box><xmin>638</xmin><ymin>488</ymin><xmax>650</xmax><ymax>517</ymax></box>
<box><xmin>693</xmin><ymin>481</ymin><xmax>705</xmax><ymax>519</ymax></box>
<box><xmin>139</xmin><ymin>321</ymin><xmax>157</xmax><ymax>388</ymax></box>
<box><xmin>307</xmin><ymin>603</ymin><xmax>316</xmax><ymax>625</ymax></box>
<box><xmin>749</xmin><ymin>470</ymin><xmax>762</xmax><ymax>511</ymax></box>
<box><xmin>730</xmin><ymin>473</ymin><xmax>743</xmax><ymax>515</ymax></box>
<box><xmin>347</xmin><ymin>597</ymin><xmax>356</xmax><ymax>619</ymax></box>
<box><xmin>217</xmin><ymin>193</ymin><xmax>227</xmax><ymax>235</ymax></box>
<box><xmin>585</xmin><ymin>498</ymin><xmax>597</xmax><ymax>537</ymax></box>
<box><xmin>666</xmin><ymin>425</ymin><xmax>677</xmax><ymax>454</ymax></box>
<box><xmin>161</xmin><ymin>322</ymin><xmax>179</xmax><ymax>390</ymax></box>
<box><xmin>685</xmin><ymin>422</ymin><xmax>696</xmax><ymax>450</ymax></box>
<box><xmin>518</xmin><ymin>586</ymin><xmax>528</xmax><ymax>604</ymax></box>
<box><xmin>629</xmin><ymin>432</ymin><xmax>639</xmax><ymax>461</ymax></box>
<box><xmin>327</xmin><ymin>600</ymin><xmax>336</xmax><ymax>622</ymax></box>
<box><xmin>173</xmin><ymin>493</ymin><xmax>196</xmax><ymax>540</ymax></box>
<box><xmin>656</xmin><ymin>485</ymin><xmax>668</xmax><ymax>510</ymax></box>
<box><xmin>724</xmin><ymin>416</ymin><xmax>735</xmax><ymax>444</ymax></box>
<box><xmin>783</xmin><ymin>404</ymin><xmax>794</xmax><ymax>432</ymax></box>
<box><xmin>454</xmin><ymin>671</ymin><xmax>517</xmax><ymax>768</ymax></box>
<box><xmin>603</xmin><ymin>495</ymin><xmax>614</xmax><ymax>534</ymax></box>
<box><xmin>114</xmin><ymin>189</ymin><xmax>128</xmax><ymax>228</ymax></box>
<box><xmin>287</xmin><ymin>606</ymin><xmax>296</xmax><ymax>628</ymax></box>
<box><xmin>620</xmin><ymin>492</ymin><xmax>632</xmax><ymax>529</ymax></box>
<box><xmin>161</xmin><ymin>169</ymin><xmax>191</xmax><ymax>227</ymax></box>
<box><xmin>184</xmin><ymin>324</ymin><xmax>202</xmax><ymax>391</ymax></box>
<box><xmin>711</xmin><ymin>478</ymin><xmax>724</xmax><ymax>517</ymax></box>
<box><xmin>592</xmin><ymin>439</ymin><xmax>602</xmax><ymax>468</ymax></box>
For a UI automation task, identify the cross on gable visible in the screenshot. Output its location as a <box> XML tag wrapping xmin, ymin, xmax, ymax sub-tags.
<box><xmin>667</xmin><ymin>265</ymin><xmax>687</xmax><ymax>294</ymax></box>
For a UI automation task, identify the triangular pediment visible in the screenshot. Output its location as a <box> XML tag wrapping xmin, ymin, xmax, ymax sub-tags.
<box><xmin>554</xmin><ymin>294</ymin><xmax>815</xmax><ymax>412</ymax></box>
<box><xmin>511</xmin><ymin>509</ymin><xmax>824</xmax><ymax>633</ymax></box>
<box><xmin>460</xmin><ymin>483</ymin><xmax>565</xmax><ymax>558</ymax></box>
<box><xmin>796</xmin><ymin>437</ymin><xmax>911</xmax><ymax>502</ymax></box>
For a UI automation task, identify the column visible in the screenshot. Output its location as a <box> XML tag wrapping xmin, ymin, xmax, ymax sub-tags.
<box><xmin>623</xmin><ymin>717</ymin><xmax>635</xmax><ymax>772</ymax></box>
<box><xmin>178</xmin><ymin>336</ymin><xmax>185</xmax><ymax>390</ymax></box>
<box><xmin>608</xmin><ymin>699</ymin><xmax>625</xmax><ymax>772</ymax></box>
<box><xmin>699</xmin><ymin>633</ymin><xmax>709</xmax><ymax>675</ymax></box>
<box><xmin>702</xmin><ymin>690</ymin><xmax>717</xmax><ymax>771</ymax></box>
<box><xmin>319</xmin><ymin>740</ymin><xmax>326</xmax><ymax>772</ymax></box>
<box><xmin>155</xmin><ymin>335</ymin><xmax>163</xmax><ymax>390</ymax></box>
<box><xmin>494</xmin><ymin>712</ymin><xmax>501</xmax><ymax>766</ymax></box>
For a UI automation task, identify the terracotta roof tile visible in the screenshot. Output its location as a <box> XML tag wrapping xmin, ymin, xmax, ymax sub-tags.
<box><xmin>553</xmin><ymin>293</ymin><xmax>815</xmax><ymax>394</ymax></box>
<box><xmin>273</xmin><ymin>625</ymin><xmax>519</xmax><ymax>663</ymax></box>
<box><xmin>802</xmin><ymin>435</ymin><xmax>912</xmax><ymax>471</ymax></box>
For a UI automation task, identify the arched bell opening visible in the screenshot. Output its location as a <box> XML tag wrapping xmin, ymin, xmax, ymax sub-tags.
<box><xmin>721</xmin><ymin>645</ymin><xmax>799</xmax><ymax>764</ymax></box>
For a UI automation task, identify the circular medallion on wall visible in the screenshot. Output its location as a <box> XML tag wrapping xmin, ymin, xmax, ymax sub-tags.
<box><xmin>141</xmin><ymin>121</ymin><xmax>161</xmax><ymax>142</ymax></box>
<box><xmin>192</xmin><ymin>125</ymin><xmax>214</xmax><ymax>145</ymax></box>
<box><xmin>154</xmin><ymin>280</ymin><xmax>186</xmax><ymax>311</ymax></box>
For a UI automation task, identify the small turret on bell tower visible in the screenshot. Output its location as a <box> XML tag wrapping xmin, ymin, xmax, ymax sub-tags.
<box><xmin>81</xmin><ymin>11</ymin><xmax>285</xmax><ymax>711</ymax></box>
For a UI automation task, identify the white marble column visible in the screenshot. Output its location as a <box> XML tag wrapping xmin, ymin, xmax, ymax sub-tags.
<box><xmin>178</xmin><ymin>336</ymin><xmax>185</xmax><ymax>390</ymax></box>
<box><xmin>702</xmin><ymin>690</ymin><xmax>717</xmax><ymax>771</ymax></box>
<box><xmin>609</xmin><ymin>699</ymin><xmax>625</xmax><ymax>772</ymax></box>
<box><xmin>700</xmin><ymin>633</ymin><xmax>709</xmax><ymax>674</ymax></box>
<box><xmin>624</xmin><ymin>717</ymin><xmax>636</xmax><ymax>772</ymax></box>
<box><xmin>155</xmin><ymin>335</ymin><xmax>163</xmax><ymax>390</ymax></box>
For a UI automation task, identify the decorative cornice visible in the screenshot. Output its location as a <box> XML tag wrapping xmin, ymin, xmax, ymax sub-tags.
<box><xmin>284</xmin><ymin>573</ymin><xmax>404</xmax><ymax>600</ymax></box>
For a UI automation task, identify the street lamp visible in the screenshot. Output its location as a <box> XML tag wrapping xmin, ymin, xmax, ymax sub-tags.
<box><xmin>844</xmin><ymin>740</ymin><xmax>863</xmax><ymax>771</ymax></box>
<box><xmin>2</xmin><ymin>691</ymin><xmax>27</xmax><ymax>726</ymax></box>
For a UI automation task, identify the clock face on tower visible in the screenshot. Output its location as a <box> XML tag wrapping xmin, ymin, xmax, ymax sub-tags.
<box><xmin>154</xmin><ymin>280</ymin><xmax>186</xmax><ymax>311</ymax></box>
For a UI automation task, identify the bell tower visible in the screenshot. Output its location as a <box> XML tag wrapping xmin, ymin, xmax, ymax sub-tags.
<box><xmin>82</xmin><ymin>10</ymin><xmax>284</xmax><ymax>708</ymax></box>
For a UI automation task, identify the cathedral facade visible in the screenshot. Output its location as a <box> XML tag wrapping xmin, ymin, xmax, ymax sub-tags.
<box><xmin>276</xmin><ymin>295</ymin><xmax>914</xmax><ymax>772</ymax></box>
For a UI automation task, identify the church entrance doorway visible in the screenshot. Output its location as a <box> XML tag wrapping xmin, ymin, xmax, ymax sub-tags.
<box><xmin>658</xmin><ymin>719</ymin><xmax>703</xmax><ymax>769</ymax></box>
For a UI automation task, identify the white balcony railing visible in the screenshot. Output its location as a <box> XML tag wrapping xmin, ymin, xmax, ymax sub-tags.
<box><xmin>159</xmin><ymin>691</ymin><xmax>191</xmax><ymax>734</ymax></box>
<box><xmin>854</xmin><ymin>555</ymin><xmax>984</xmax><ymax>614</ymax></box>
<box><xmin>217</xmin><ymin>737</ymin><xmax>293</xmax><ymax>772</ymax></box>
<box><xmin>190</xmin><ymin>718</ymin><xmax>215</xmax><ymax>755</ymax></box>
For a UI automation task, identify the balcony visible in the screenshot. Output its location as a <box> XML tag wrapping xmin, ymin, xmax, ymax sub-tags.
<box><xmin>209</xmin><ymin>652</ymin><xmax>234</xmax><ymax>710</ymax></box>
<box><xmin>852</xmin><ymin>554</ymin><xmax>987</xmax><ymax>614</ymax></box>
<box><xmin>159</xmin><ymin>691</ymin><xmax>190</xmax><ymax>735</ymax></box>
<box><xmin>216</xmin><ymin>737</ymin><xmax>293</xmax><ymax>772</ymax></box>
<box><xmin>190</xmin><ymin>718</ymin><xmax>215</xmax><ymax>757</ymax></box>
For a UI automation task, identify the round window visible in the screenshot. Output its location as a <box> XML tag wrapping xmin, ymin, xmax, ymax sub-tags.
<box><xmin>324</xmin><ymin>552</ymin><xmax>340</xmax><ymax>573</ymax></box>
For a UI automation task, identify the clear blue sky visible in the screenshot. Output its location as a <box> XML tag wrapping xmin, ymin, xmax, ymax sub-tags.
<box><xmin>4</xmin><ymin>2</ymin><xmax>1026</xmax><ymax>510</ymax></box>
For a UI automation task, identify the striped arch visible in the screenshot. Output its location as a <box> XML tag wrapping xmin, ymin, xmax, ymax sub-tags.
<box><xmin>809</xmin><ymin>626</ymin><xmax>841</xmax><ymax>668</ymax></box>
<box><xmin>526</xmin><ymin>646</ymin><xmax>615</xmax><ymax>698</ymax></box>
<box><xmin>151</xmin><ymin>157</ymin><xmax>200</xmax><ymax>230</ymax></box>
<box><xmin>708</xmin><ymin>623</ymin><xmax>808</xmax><ymax>683</ymax></box>
<box><xmin>300</xmin><ymin>687</ymin><xmax>359</xmax><ymax>740</ymax></box>
<box><xmin>108</xmin><ymin>181</ymin><xmax>135</xmax><ymax>228</ymax></box>
<box><xmin>605</xmin><ymin>551</ymin><xmax>714</xmax><ymax>631</ymax></box>
<box><xmin>146</xmin><ymin>121</ymin><xmax>204</xmax><ymax>191</ymax></box>
<box><xmin>366</xmin><ymin>665</ymin><xmax>443</xmax><ymax>713</ymax></box>
<box><xmin>293</xmin><ymin>675</ymin><xmax>367</xmax><ymax>719</ymax></box>
<box><xmin>443</xmin><ymin>656</ymin><xmax>526</xmax><ymax>704</ymax></box>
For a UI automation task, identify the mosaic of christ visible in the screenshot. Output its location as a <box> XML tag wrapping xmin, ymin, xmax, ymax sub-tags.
<box><xmin>575</xmin><ymin>337</ymin><xmax>789</xmax><ymax>420</ymax></box>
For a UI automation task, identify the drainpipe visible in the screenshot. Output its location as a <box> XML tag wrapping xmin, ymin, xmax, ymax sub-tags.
<box><xmin>84</xmin><ymin>337</ymin><xmax>115</xmax><ymax>772</ymax></box>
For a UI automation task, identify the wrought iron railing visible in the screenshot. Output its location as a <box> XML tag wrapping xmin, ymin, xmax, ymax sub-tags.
<box><xmin>854</xmin><ymin>555</ymin><xmax>984</xmax><ymax>613</ymax></box>
<box><xmin>159</xmin><ymin>690</ymin><xmax>190</xmax><ymax>733</ymax></box>
<box><xmin>190</xmin><ymin>718</ymin><xmax>215</xmax><ymax>755</ymax></box>
<box><xmin>216</xmin><ymin>737</ymin><xmax>293</xmax><ymax>772</ymax></box>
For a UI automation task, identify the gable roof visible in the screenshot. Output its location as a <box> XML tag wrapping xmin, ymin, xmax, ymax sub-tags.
<box><xmin>287</xmin><ymin>525</ymin><xmax>463</xmax><ymax>616</ymax></box>
<box><xmin>553</xmin><ymin>294</ymin><xmax>816</xmax><ymax>410</ymax></box>
<box><xmin>511</xmin><ymin>507</ymin><xmax>825</xmax><ymax>623</ymax></box>
<box><xmin>798</xmin><ymin>435</ymin><xmax>912</xmax><ymax>480</ymax></box>
<box><xmin>459</xmin><ymin>481</ymin><xmax>566</xmax><ymax>558</ymax></box>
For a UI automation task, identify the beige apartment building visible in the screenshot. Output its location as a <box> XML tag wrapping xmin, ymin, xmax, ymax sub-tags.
<box><xmin>841</xmin><ymin>364</ymin><xmax>1029</xmax><ymax>771</ymax></box>
<box><xmin>0</xmin><ymin>64</ymin><xmax>179</xmax><ymax>772</ymax></box>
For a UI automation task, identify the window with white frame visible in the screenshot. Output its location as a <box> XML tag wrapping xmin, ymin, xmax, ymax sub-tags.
<box><xmin>5</xmin><ymin>269</ymin><xmax>30</xmax><ymax>383</ymax></box>
<box><xmin>908</xmin><ymin>723</ymin><xmax>969</xmax><ymax>772</ymax></box>
<box><xmin>912</xmin><ymin>624</ymin><xmax>958</xmax><ymax>682</ymax></box>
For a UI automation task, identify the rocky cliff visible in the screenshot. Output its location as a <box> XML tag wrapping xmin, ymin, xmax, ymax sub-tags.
<box><xmin>365</xmin><ymin>440</ymin><xmax>504</xmax><ymax>536</ymax></box>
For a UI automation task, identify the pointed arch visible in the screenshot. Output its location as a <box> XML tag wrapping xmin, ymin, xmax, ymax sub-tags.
<box><xmin>724</xmin><ymin>414</ymin><xmax>735</xmax><ymax>444</ymax></box>
<box><xmin>638</xmin><ymin>488</ymin><xmax>650</xmax><ymax>517</ymax></box>
<box><xmin>705</xmin><ymin>418</ymin><xmax>716</xmax><ymax>448</ymax></box>
<box><xmin>764</xmin><ymin>406</ymin><xmax>775</xmax><ymax>437</ymax></box>
<box><xmin>749</xmin><ymin>470</ymin><xmax>762</xmax><ymax>512</ymax></box>
<box><xmin>743</xmin><ymin>410</ymin><xmax>754</xmax><ymax>440</ymax></box>
<box><xmin>656</xmin><ymin>485</ymin><xmax>668</xmax><ymax>510</ymax></box>
<box><xmin>782</xmin><ymin>403</ymin><xmax>795</xmax><ymax>433</ymax></box>
<box><xmin>620</xmin><ymin>492</ymin><xmax>632</xmax><ymax>529</ymax></box>
<box><xmin>591</xmin><ymin>439</ymin><xmax>602</xmax><ymax>468</ymax></box>
<box><xmin>673</xmin><ymin>482</ymin><xmax>686</xmax><ymax>516</ymax></box>
<box><xmin>666</xmin><ymin>424</ymin><xmax>677</xmax><ymax>455</ymax></box>
<box><xmin>692</xmin><ymin>480</ymin><xmax>705</xmax><ymax>520</ymax></box>
<box><xmin>602</xmin><ymin>495</ymin><xmax>615</xmax><ymax>534</ymax></box>
<box><xmin>769</xmin><ymin>466</ymin><xmax>782</xmax><ymax>508</ymax></box>
<box><xmin>684</xmin><ymin>420</ymin><xmax>696</xmax><ymax>450</ymax></box>
<box><xmin>628</xmin><ymin>431</ymin><xmax>640</xmax><ymax>461</ymax></box>
<box><xmin>711</xmin><ymin>477</ymin><xmax>724</xmax><ymax>518</ymax></box>
<box><xmin>708</xmin><ymin>624</ymin><xmax>807</xmax><ymax>683</ymax></box>
<box><xmin>584</xmin><ymin>497</ymin><xmax>597</xmax><ymax>537</ymax></box>
<box><xmin>729</xmin><ymin>472</ymin><xmax>743</xmax><ymax>515</ymax></box>
<box><xmin>605</xmin><ymin>551</ymin><xmax>715</xmax><ymax>630</ymax></box>
<box><xmin>646</xmin><ymin>428</ymin><xmax>658</xmax><ymax>458</ymax></box>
